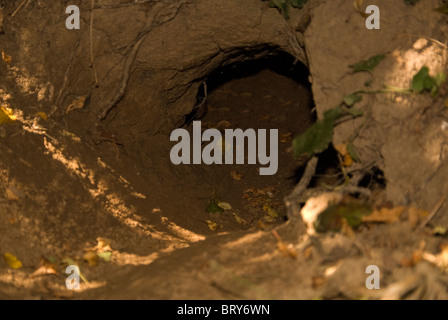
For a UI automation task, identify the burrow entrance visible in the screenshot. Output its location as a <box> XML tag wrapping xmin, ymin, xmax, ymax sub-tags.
<box><xmin>165</xmin><ymin>53</ymin><xmax>316</xmax><ymax>232</ymax></box>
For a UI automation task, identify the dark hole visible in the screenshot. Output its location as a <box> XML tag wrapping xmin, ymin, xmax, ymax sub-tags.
<box><xmin>181</xmin><ymin>51</ymin><xmax>317</xmax><ymax>229</ymax></box>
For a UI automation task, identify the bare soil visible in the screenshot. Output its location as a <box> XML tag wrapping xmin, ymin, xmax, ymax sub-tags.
<box><xmin>1</xmin><ymin>0</ymin><xmax>448</xmax><ymax>300</ymax></box>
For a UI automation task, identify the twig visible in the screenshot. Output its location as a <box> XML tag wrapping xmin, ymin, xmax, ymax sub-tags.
<box><xmin>416</xmin><ymin>196</ymin><xmax>447</xmax><ymax>233</ymax></box>
<box><xmin>90</xmin><ymin>0</ymin><xmax>98</xmax><ymax>85</ymax></box>
<box><xmin>52</xmin><ymin>40</ymin><xmax>80</xmax><ymax>115</ymax></box>
<box><xmin>285</xmin><ymin>156</ymin><xmax>318</xmax><ymax>220</ymax></box>
<box><xmin>98</xmin><ymin>36</ymin><xmax>145</xmax><ymax>120</ymax></box>
<box><xmin>98</xmin><ymin>1</ymin><xmax>186</xmax><ymax>120</ymax></box>
<box><xmin>11</xmin><ymin>0</ymin><xmax>28</xmax><ymax>17</ymax></box>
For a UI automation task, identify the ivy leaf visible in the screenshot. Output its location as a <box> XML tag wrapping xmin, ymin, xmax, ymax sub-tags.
<box><xmin>314</xmin><ymin>202</ymin><xmax>372</xmax><ymax>233</ymax></box>
<box><xmin>206</xmin><ymin>199</ymin><xmax>224</xmax><ymax>213</ymax></box>
<box><xmin>269</xmin><ymin>0</ymin><xmax>290</xmax><ymax>18</ymax></box>
<box><xmin>411</xmin><ymin>66</ymin><xmax>446</xmax><ymax>97</ymax></box>
<box><xmin>412</xmin><ymin>66</ymin><xmax>434</xmax><ymax>92</ymax></box>
<box><xmin>343</xmin><ymin>93</ymin><xmax>362</xmax><ymax>107</ymax></box>
<box><xmin>435</xmin><ymin>71</ymin><xmax>447</xmax><ymax>88</ymax></box>
<box><xmin>290</xmin><ymin>0</ymin><xmax>307</xmax><ymax>8</ymax></box>
<box><xmin>347</xmin><ymin>142</ymin><xmax>360</xmax><ymax>162</ymax></box>
<box><xmin>292</xmin><ymin>107</ymin><xmax>344</xmax><ymax>157</ymax></box>
<box><xmin>349</xmin><ymin>54</ymin><xmax>386</xmax><ymax>73</ymax></box>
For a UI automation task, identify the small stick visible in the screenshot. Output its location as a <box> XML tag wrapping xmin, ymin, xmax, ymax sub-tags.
<box><xmin>90</xmin><ymin>0</ymin><xmax>99</xmax><ymax>85</ymax></box>
<box><xmin>285</xmin><ymin>156</ymin><xmax>318</xmax><ymax>220</ymax></box>
<box><xmin>416</xmin><ymin>196</ymin><xmax>447</xmax><ymax>233</ymax></box>
<box><xmin>11</xmin><ymin>0</ymin><xmax>28</xmax><ymax>17</ymax></box>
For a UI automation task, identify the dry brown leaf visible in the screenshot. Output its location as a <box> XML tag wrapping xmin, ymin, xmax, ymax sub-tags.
<box><xmin>257</xmin><ymin>219</ymin><xmax>268</xmax><ymax>230</ymax></box>
<box><xmin>30</xmin><ymin>257</ymin><xmax>59</xmax><ymax>278</ymax></box>
<box><xmin>1</xmin><ymin>52</ymin><xmax>12</xmax><ymax>64</ymax></box>
<box><xmin>205</xmin><ymin>220</ymin><xmax>219</xmax><ymax>231</ymax></box>
<box><xmin>408</xmin><ymin>207</ymin><xmax>428</xmax><ymax>229</ymax></box>
<box><xmin>66</xmin><ymin>96</ymin><xmax>87</xmax><ymax>114</ymax></box>
<box><xmin>280</xmin><ymin>132</ymin><xmax>292</xmax><ymax>143</ymax></box>
<box><xmin>83</xmin><ymin>251</ymin><xmax>98</xmax><ymax>267</ymax></box>
<box><xmin>95</xmin><ymin>237</ymin><xmax>113</xmax><ymax>252</ymax></box>
<box><xmin>230</xmin><ymin>171</ymin><xmax>243</xmax><ymax>181</ymax></box>
<box><xmin>362</xmin><ymin>206</ymin><xmax>406</xmax><ymax>224</ymax></box>
<box><xmin>5</xmin><ymin>188</ymin><xmax>20</xmax><ymax>201</ymax></box>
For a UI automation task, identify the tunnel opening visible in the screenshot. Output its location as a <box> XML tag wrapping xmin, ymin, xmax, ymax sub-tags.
<box><xmin>170</xmin><ymin>52</ymin><xmax>318</xmax><ymax>232</ymax></box>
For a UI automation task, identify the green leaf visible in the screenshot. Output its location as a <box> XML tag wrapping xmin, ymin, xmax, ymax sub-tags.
<box><xmin>269</xmin><ymin>0</ymin><xmax>290</xmax><ymax>18</ymax></box>
<box><xmin>292</xmin><ymin>108</ymin><xmax>342</xmax><ymax>157</ymax></box>
<box><xmin>98</xmin><ymin>251</ymin><xmax>112</xmax><ymax>262</ymax></box>
<box><xmin>343</xmin><ymin>93</ymin><xmax>362</xmax><ymax>107</ymax></box>
<box><xmin>411</xmin><ymin>66</ymin><xmax>444</xmax><ymax>97</ymax></box>
<box><xmin>347</xmin><ymin>142</ymin><xmax>360</xmax><ymax>162</ymax></box>
<box><xmin>345</xmin><ymin>108</ymin><xmax>364</xmax><ymax>118</ymax></box>
<box><xmin>412</xmin><ymin>66</ymin><xmax>432</xmax><ymax>92</ymax></box>
<box><xmin>435</xmin><ymin>71</ymin><xmax>447</xmax><ymax>88</ymax></box>
<box><xmin>314</xmin><ymin>202</ymin><xmax>372</xmax><ymax>233</ymax></box>
<box><xmin>349</xmin><ymin>54</ymin><xmax>386</xmax><ymax>73</ymax></box>
<box><xmin>404</xmin><ymin>0</ymin><xmax>420</xmax><ymax>5</ymax></box>
<box><xmin>206</xmin><ymin>199</ymin><xmax>224</xmax><ymax>213</ymax></box>
<box><xmin>290</xmin><ymin>0</ymin><xmax>307</xmax><ymax>8</ymax></box>
<box><xmin>292</xmin><ymin>106</ymin><xmax>364</xmax><ymax>158</ymax></box>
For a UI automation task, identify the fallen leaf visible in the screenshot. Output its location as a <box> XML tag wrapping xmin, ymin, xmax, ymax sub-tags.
<box><xmin>233</xmin><ymin>212</ymin><xmax>247</xmax><ymax>225</ymax></box>
<box><xmin>66</xmin><ymin>96</ymin><xmax>87</xmax><ymax>114</ymax></box>
<box><xmin>280</xmin><ymin>132</ymin><xmax>292</xmax><ymax>143</ymax></box>
<box><xmin>1</xmin><ymin>52</ymin><xmax>12</xmax><ymax>64</ymax></box>
<box><xmin>263</xmin><ymin>205</ymin><xmax>278</xmax><ymax>218</ymax></box>
<box><xmin>257</xmin><ymin>219</ymin><xmax>268</xmax><ymax>230</ymax></box>
<box><xmin>95</xmin><ymin>237</ymin><xmax>113</xmax><ymax>252</ymax></box>
<box><xmin>206</xmin><ymin>201</ymin><xmax>224</xmax><ymax>213</ymax></box>
<box><xmin>230</xmin><ymin>171</ymin><xmax>243</xmax><ymax>181</ymax></box>
<box><xmin>0</xmin><ymin>107</ymin><xmax>16</xmax><ymax>124</ymax></box>
<box><xmin>362</xmin><ymin>206</ymin><xmax>406</xmax><ymax>224</ymax></box>
<box><xmin>83</xmin><ymin>251</ymin><xmax>98</xmax><ymax>267</ymax></box>
<box><xmin>315</xmin><ymin>200</ymin><xmax>372</xmax><ymax>233</ymax></box>
<box><xmin>5</xmin><ymin>188</ymin><xmax>20</xmax><ymax>201</ymax></box>
<box><xmin>34</xmin><ymin>112</ymin><xmax>48</xmax><ymax>121</ymax></box>
<box><xmin>433</xmin><ymin>226</ymin><xmax>447</xmax><ymax>236</ymax></box>
<box><xmin>408</xmin><ymin>207</ymin><xmax>428</xmax><ymax>229</ymax></box>
<box><xmin>30</xmin><ymin>257</ymin><xmax>59</xmax><ymax>278</ymax></box>
<box><xmin>98</xmin><ymin>251</ymin><xmax>112</xmax><ymax>262</ymax></box>
<box><xmin>205</xmin><ymin>220</ymin><xmax>219</xmax><ymax>231</ymax></box>
<box><xmin>218</xmin><ymin>202</ymin><xmax>232</xmax><ymax>211</ymax></box>
<box><xmin>4</xmin><ymin>253</ymin><xmax>23</xmax><ymax>269</ymax></box>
